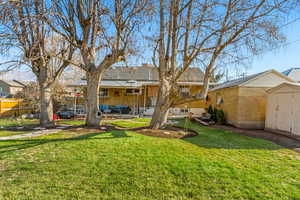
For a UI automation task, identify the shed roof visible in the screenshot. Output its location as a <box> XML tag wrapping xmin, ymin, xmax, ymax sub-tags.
<box><xmin>267</xmin><ymin>82</ymin><xmax>300</xmax><ymax>93</ymax></box>
<box><xmin>210</xmin><ymin>70</ymin><xmax>294</xmax><ymax>91</ymax></box>
<box><xmin>0</xmin><ymin>80</ymin><xmax>25</xmax><ymax>87</ymax></box>
<box><xmin>282</xmin><ymin>68</ymin><xmax>300</xmax><ymax>76</ymax></box>
<box><xmin>282</xmin><ymin>68</ymin><xmax>300</xmax><ymax>83</ymax></box>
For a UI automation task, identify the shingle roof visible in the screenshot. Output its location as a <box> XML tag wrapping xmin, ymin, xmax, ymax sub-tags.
<box><xmin>70</xmin><ymin>79</ymin><xmax>212</xmax><ymax>88</ymax></box>
<box><xmin>0</xmin><ymin>80</ymin><xmax>25</xmax><ymax>87</ymax></box>
<box><xmin>210</xmin><ymin>71</ymin><xmax>267</xmax><ymax>91</ymax></box>
<box><xmin>210</xmin><ymin>69</ymin><xmax>292</xmax><ymax>91</ymax></box>
<box><xmin>102</xmin><ymin>65</ymin><xmax>205</xmax><ymax>82</ymax></box>
<box><xmin>267</xmin><ymin>82</ymin><xmax>300</xmax><ymax>93</ymax></box>
<box><xmin>282</xmin><ymin>68</ymin><xmax>300</xmax><ymax>76</ymax></box>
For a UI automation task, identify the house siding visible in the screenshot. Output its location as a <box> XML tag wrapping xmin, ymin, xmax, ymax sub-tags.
<box><xmin>236</xmin><ymin>87</ymin><xmax>269</xmax><ymax>129</ymax></box>
<box><xmin>208</xmin><ymin>87</ymin><xmax>240</xmax><ymax>126</ymax></box>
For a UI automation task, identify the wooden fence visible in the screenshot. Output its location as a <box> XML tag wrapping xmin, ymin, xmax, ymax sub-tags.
<box><xmin>0</xmin><ymin>98</ymin><xmax>34</xmax><ymax>117</ymax></box>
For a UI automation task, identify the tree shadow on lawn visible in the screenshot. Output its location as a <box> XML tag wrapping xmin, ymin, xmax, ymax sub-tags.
<box><xmin>0</xmin><ymin>130</ymin><xmax>130</xmax><ymax>154</ymax></box>
<box><xmin>182</xmin><ymin>125</ymin><xmax>283</xmax><ymax>151</ymax></box>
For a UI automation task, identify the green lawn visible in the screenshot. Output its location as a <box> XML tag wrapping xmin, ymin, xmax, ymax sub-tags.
<box><xmin>0</xmin><ymin>118</ymin><xmax>38</xmax><ymax>128</ymax></box>
<box><xmin>107</xmin><ymin>119</ymin><xmax>149</xmax><ymax>128</ymax></box>
<box><xmin>57</xmin><ymin>119</ymin><xmax>85</xmax><ymax>126</ymax></box>
<box><xmin>0</xmin><ymin>121</ymin><xmax>299</xmax><ymax>199</ymax></box>
<box><xmin>132</xmin><ymin>117</ymin><xmax>151</xmax><ymax>123</ymax></box>
<box><xmin>56</xmin><ymin>118</ymin><xmax>151</xmax><ymax>128</ymax></box>
<box><xmin>0</xmin><ymin>130</ymin><xmax>31</xmax><ymax>137</ymax></box>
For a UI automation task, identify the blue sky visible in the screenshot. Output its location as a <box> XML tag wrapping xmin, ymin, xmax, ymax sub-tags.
<box><xmin>248</xmin><ymin>18</ymin><xmax>300</xmax><ymax>74</ymax></box>
<box><xmin>1</xmin><ymin>9</ymin><xmax>300</xmax><ymax>81</ymax></box>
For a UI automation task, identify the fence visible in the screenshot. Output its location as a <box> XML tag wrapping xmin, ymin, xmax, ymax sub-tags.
<box><xmin>0</xmin><ymin>98</ymin><xmax>34</xmax><ymax>117</ymax></box>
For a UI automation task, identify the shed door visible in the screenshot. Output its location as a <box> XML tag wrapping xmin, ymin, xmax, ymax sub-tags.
<box><xmin>276</xmin><ymin>93</ymin><xmax>293</xmax><ymax>132</ymax></box>
<box><xmin>292</xmin><ymin>93</ymin><xmax>300</xmax><ymax>136</ymax></box>
<box><xmin>266</xmin><ymin>94</ymin><xmax>277</xmax><ymax>130</ymax></box>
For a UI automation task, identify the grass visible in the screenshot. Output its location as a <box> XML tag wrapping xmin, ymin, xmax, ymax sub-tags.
<box><xmin>132</xmin><ymin>117</ymin><xmax>151</xmax><ymax>123</ymax></box>
<box><xmin>56</xmin><ymin>118</ymin><xmax>150</xmax><ymax>128</ymax></box>
<box><xmin>0</xmin><ymin>120</ymin><xmax>299</xmax><ymax>199</ymax></box>
<box><xmin>57</xmin><ymin>119</ymin><xmax>85</xmax><ymax>126</ymax></box>
<box><xmin>0</xmin><ymin>130</ymin><xmax>31</xmax><ymax>137</ymax></box>
<box><xmin>0</xmin><ymin>118</ymin><xmax>38</xmax><ymax>128</ymax></box>
<box><xmin>107</xmin><ymin>120</ymin><xmax>149</xmax><ymax>128</ymax></box>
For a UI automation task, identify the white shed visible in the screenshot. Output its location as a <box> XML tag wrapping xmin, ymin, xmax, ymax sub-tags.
<box><xmin>265</xmin><ymin>82</ymin><xmax>300</xmax><ymax>136</ymax></box>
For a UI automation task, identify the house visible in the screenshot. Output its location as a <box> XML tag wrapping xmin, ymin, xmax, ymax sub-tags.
<box><xmin>0</xmin><ymin>80</ymin><xmax>26</xmax><ymax>97</ymax></box>
<box><xmin>265</xmin><ymin>82</ymin><xmax>300</xmax><ymax>137</ymax></box>
<box><xmin>68</xmin><ymin>64</ymin><xmax>216</xmax><ymax>115</ymax></box>
<box><xmin>282</xmin><ymin>68</ymin><xmax>300</xmax><ymax>83</ymax></box>
<box><xmin>207</xmin><ymin>70</ymin><xmax>294</xmax><ymax>129</ymax></box>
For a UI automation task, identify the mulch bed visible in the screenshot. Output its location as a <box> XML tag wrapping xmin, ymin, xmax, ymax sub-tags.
<box><xmin>63</xmin><ymin>125</ymin><xmax>115</xmax><ymax>133</ymax></box>
<box><xmin>124</xmin><ymin>126</ymin><xmax>198</xmax><ymax>139</ymax></box>
<box><xmin>3</xmin><ymin>124</ymin><xmax>45</xmax><ymax>132</ymax></box>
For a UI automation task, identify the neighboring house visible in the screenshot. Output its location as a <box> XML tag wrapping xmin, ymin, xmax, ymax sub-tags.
<box><xmin>282</xmin><ymin>68</ymin><xmax>300</xmax><ymax>83</ymax></box>
<box><xmin>0</xmin><ymin>80</ymin><xmax>26</xmax><ymax>97</ymax></box>
<box><xmin>265</xmin><ymin>82</ymin><xmax>300</xmax><ymax>137</ymax></box>
<box><xmin>68</xmin><ymin>64</ymin><xmax>216</xmax><ymax>115</ymax></box>
<box><xmin>207</xmin><ymin>70</ymin><xmax>294</xmax><ymax>129</ymax></box>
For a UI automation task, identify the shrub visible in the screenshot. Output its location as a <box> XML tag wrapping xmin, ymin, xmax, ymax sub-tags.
<box><xmin>216</xmin><ymin>109</ymin><xmax>226</xmax><ymax>124</ymax></box>
<box><xmin>207</xmin><ymin>105</ymin><xmax>214</xmax><ymax>116</ymax></box>
<box><xmin>207</xmin><ymin>105</ymin><xmax>226</xmax><ymax>124</ymax></box>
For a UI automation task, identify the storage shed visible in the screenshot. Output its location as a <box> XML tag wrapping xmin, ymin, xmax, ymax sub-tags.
<box><xmin>265</xmin><ymin>82</ymin><xmax>300</xmax><ymax>136</ymax></box>
<box><xmin>208</xmin><ymin>70</ymin><xmax>294</xmax><ymax>129</ymax></box>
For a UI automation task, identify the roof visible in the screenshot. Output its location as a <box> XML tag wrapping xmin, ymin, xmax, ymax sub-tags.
<box><xmin>282</xmin><ymin>68</ymin><xmax>300</xmax><ymax>76</ymax></box>
<box><xmin>0</xmin><ymin>80</ymin><xmax>26</xmax><ymax>87</ymax></box>
<box><xmin>267</xmin><ymin>82</ymin><xmax>300</xmax><ymax>93</ymax></box>
<box><xmin>210</xmin><ymin>69</ymin><xmax>294</xmax><ymax>91</ymax></box>
<box><xmin>101</xmin><ymin>65</ymin><xmax>205</xmax><ymax>82</ymax></box>
<box><xmin>68</xmin><ymin>64</ymin><xmax>208</xmax><ymax>87</ymax></box>
<box><xmin>282</xmin><ymin>68</ymin><xmax>300</xmax><ymax>83</ymax></box>
<box><xmin>70</xmin><ymin>79</ymin><xmax>215</xmax><ymax>88</ymax></box>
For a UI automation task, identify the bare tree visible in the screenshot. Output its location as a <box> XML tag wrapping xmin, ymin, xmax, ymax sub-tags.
<box><xmin>150</xmin><ymin>0</ymin><xmax>296</xmax><ymax>129</ymax></box>
<box><xmin>45</xmin><ymin>0</ymin><xmax>151</xmax><ymax>126</ymax></box>
<box><xmin>0</xmin><ymin>0</ymin><xmax>74</xmax><ymax>127</ymax></box>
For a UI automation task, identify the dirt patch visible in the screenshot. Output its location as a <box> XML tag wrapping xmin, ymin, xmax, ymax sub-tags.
<box><xmin>3</xmin><ymin>124</ymin><xmax>47</xmax><ymax>132</ymax></box>
<box><xmin>213</xmin><ymin>124</ymin><xmax>300</xmax><ymax>153</ymax></box>
<box><xmin>134</xmin><ymin>126</ymin><xmax>197</xmax><ymax>139</ymax></box>
<box><xmin>64</xmin><ymin>125</ymin><xmax>114</xmax><ymax>134</ymax></box>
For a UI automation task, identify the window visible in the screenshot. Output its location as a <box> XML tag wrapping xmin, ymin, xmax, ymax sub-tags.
<box><xmin>216</xmin><ymin>93</ymin><xmax>223</xmax><ymax>105</ymax></box>
<box><xmin>180</xmin><ymin>87</ymin><xmax>190</xmax><ymax>98</ymax></box>
<box><xmin>99</xmin><ymin>88</ymin><xmax>109</xmax><ymax>97</ymax></box>
<box><xmin>125</xmin><ymin>89</ymin><xmax>140</xmax><ymax>95</ymax></box>
<box><xmin>114</xmin><ymin>91</ymin><xmax>120</xmax><ymax>96</ymax></box>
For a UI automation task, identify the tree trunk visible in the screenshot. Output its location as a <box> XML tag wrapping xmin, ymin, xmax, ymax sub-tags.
<box><xmin>150</xmin><ymin>79</ymin><xmax>173</xmax><ymax>129</ymax></box>
<box><xmin>39</xmin><ymin>83</ymin><xmax>54</xmax><ymax>127</ymax></box>
<box><xmin>85</xmin><ymin>71</ymin><xmax>102</xmax><ymax>127</ymax></box>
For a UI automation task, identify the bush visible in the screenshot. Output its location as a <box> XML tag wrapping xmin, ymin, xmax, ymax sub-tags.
<box><xmin>207</xmin><ymin>105</ymin><xmax>226</xmax><ymax>124</ymax></box>
<box><xmin>207</xmin><ymin>105</ymin><xmax>213</xmax><ymax>116</ymax></box>
<box><xmin>216</xmin><ymin>109</ymin><xmax>226</xmax><ymax>124</ymax></box>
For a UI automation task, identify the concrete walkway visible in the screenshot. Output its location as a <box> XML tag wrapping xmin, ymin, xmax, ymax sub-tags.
<box><xmin>0</xmin><ymin>126</ymin><xmax>68</xmax><ymax>140</ymax></box>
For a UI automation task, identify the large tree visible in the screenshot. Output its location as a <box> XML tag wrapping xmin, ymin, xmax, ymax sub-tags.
<box><xmin>45</xmin><ymin>0</ymin><xmax>151</xmax><ymax>126</ymax></box>
<box><xmin>0</xmin><ymin>0</ymin><xmax>74</xmax><ymax>127</ymax></box>
<box><xmin>150</xmin><ymin>0</ymin><xmax>296</xmax><ymax>129</ymax></box>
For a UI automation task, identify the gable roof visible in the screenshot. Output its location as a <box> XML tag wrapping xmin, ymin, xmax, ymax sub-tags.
<box><xmin>102</xmin><ymin>65</ymin><xmax>205</xmax><ymax>82</ymax></box>
<box><xmin>210</xmin><ymin>69</ymin><xmax>294</xmax><ymax>91</ymax></box>
<box><xmin>282</xmin><ymin>68</ymin><xmax>300</xmax><ymax>76</ymax></box>
<box><xmin>0</xmin><ymin>80</ymin><xmax>25</xmax><ymax>87</ymax></box>
<box><xmin>267</xmin><ymin>82</ymin><xmax>300</xmax><ymax>93</ymax></box>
